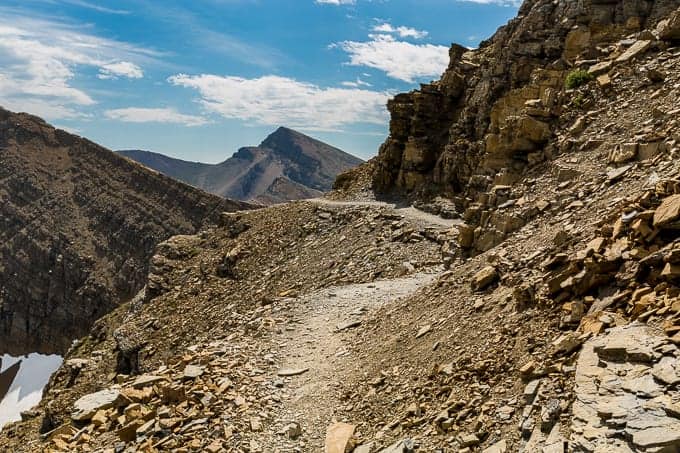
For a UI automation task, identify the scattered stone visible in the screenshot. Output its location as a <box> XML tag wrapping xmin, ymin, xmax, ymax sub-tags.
<box><xmin>415</xmin><ymin>324</ymin><xmax>432</xmax><ymax>338</ymax></box>
<box><xmin>472</xmin><ymin>266</ymin><xmax>498</xmax><ymax>291</ymax></box>
<box><xmin>71</xmin><ymin>390</ymin><xmax>121</xmax><ymax>421</ymax></box>
<box><xmin>325</xmin><ymin>422</ymin><xmax>356</xmax><ymax>453</ymax></box>
<box><xmin>182</xmin><ymin>364</ymin><xmax>204</xmax><ymax>379</ymax></box>
<box><xmin>277</xmin><ymin>368</ymin><xmax>310</xmax><ymax>377</ymax></box>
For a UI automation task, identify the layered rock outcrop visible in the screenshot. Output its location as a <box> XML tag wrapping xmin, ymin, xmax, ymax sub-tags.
<box><xmin>0</xmin><ymin>108</ymin><xmax>251</xmax><ymax>356</ymax></box>
<box><xmin>373</xmin><ymin>0</ymin><xmax>680</xmax><ymax>197</ymax></box>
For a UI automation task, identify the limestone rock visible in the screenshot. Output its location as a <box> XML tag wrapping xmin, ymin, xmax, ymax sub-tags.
<box><xmin>472</xmin><ymin>266</ymin><xmax>499</xmax><ymax>291</ymax></box>
<box><xmin>571</xmin><ymin>324</ymin><xmax>680</xmax><ymax>452</ymax></box>
<box><xmin>653</xmin><ymin>195</ymin><xmax>680</xmax><ymax>227</ymax></box>
<box><xmin>615</xmin><ymin>40</ymin><xmax>651</xmax><ymax>63</ymax></box>
<box><xmin>482</xmin><ymin>440</ymin><xmax>507</xmax><ymax>453</ymax></box>
<box><xmin>325</xmin><ymin>422</ymin><xmax>356</xmax><ymax>453</ymax></box>
<box><xmin>377</xmin><ymin>439</ymin><xmax>415</xmax><ymax>453</ymax></box>
<box><xmin>72</xmin><ymin>389</ymin><xmax>121</xmax><ymax>421</ymax></box>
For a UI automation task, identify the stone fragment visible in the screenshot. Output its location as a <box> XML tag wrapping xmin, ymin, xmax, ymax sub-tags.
<box><xmin>482</xmin><ymin>439</ymin><xmax>507</xmax><ymax>453</ymax></box>
<box><xmin>183</xmin><ymin>365</ymin><xmax>204</xmax><ymax>379</ymax></box>
<box><xmin>397</xmin><ymin>261</ymin><xmax>416</xmax><ymax>276</ymax></box>
<box><xmin>472</xmin><ymin>266</ymin><xmax>498</xmax><ymax>291</ymax></box>
<box><xmin>337</xmin><ymin>320</ymin><xmax>362</xmax><ymax>331</ymax></box>
<box><xmin>354</xmin><ymin>442</ymin><xmax>376</xmax><ymax>453</ymax></box>
<box><xmin>524</xmin><ymin>379</ymin><xmax>542</xmax><ymax>404</ymax></box>
<box><xmin>654</xmin><ymin>195</ymin><xmax>680</xmax><ymax>227</ymax></box>
<box><xmin>632</xmin><ymin>426</ymin><xmax>680</xmax><ymax>450</ymax></box>
<box><xmin>325</xmin><ymin>422</ymin><xmax>355</xmax><ymax>453</ymax></box>
<box><xmin>615</xmin><ymin>40</ymin><xmax>651</xmax><ymax>62</ymax></box>
<box><xmin>131</xmin><ymin>374</ymin><xmax>166</xmax><ymax>388</ymax></box>
<box><xmin>609</xmin><ymin>143</ymin><xmax>637</xmax><ymax>164</ymax></box>
<box><xmin>596</xmin><ymin>74</ymin><xmax>611</xmax><ymax>89</ymax></box>
<box><xmin>283</xmin><ymin>422</ymin><xmax>302</xmax><ymax>440</ymax></box>
<box><xmin>607</xmin><ymin>164</ymin><xmax>632</xmax><ymax>182</ymax></box>
<box><xmin>72</xmin><ymin>389</ymin><xmax>121</xmax><ymax>421</ymax></box>
<box><xmin>588</xmin><ymin>61</ymin><xmax>612</xmax><ymax>76</ymax></box>
<box><xmin>415</xmin><ymin>324</ymin><xmax>431</xmax><ymax>338</ymax></box>
<box><xmin>658</xmin><ymin>8</ymin><xmax>680</xmax><ymax>41</ymax></box>
<box><xmin>377</xmin><ymin>439</ymin><xmax>415</xmax><ymax>453</ymax></box>
<box><xmin>552</xmin><ymin>332</ymin><xmax>582</xmax><ymax>355</ymax></box>
<box><xmin>278</xmin><ymin>368</ymin><xmax>309</xmax><ymax>377</ymax></box>
<box><xmin>459</xmin><ymin>433</ymin><xmax>480</xmax><ymax>447</ymax></box>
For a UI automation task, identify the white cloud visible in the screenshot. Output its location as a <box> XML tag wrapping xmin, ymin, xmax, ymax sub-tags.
<box><xmin>0</xmin><ymin>11</ymin><xmax>156</xmax><ymax>120</ymax></box>
<box><xmin>104</xmin><ymin>108</ymin><xmax>209</xmax><ymax>127</ymax></box>
<box><xmin>457</xmin><ymin>0</ymin><xmax>521</xmax><ymax>6</ymax></box>
<box><xmin>98</xmin><ymin>61</ymin><xmax>144</xmax><ymax>80</ymax></box>
<box><xmin>59</xmin><ymin>0</ymin><xmax>130</xmax><ymax>15</ymax></box>
<box><xmin>315</xmin><ymin>0</ymin><xmax>356</xmax><ymax>4</ymax></box>
<box><xmin>336</xmin><ymin>34</ymin><xmax>449</xmax><ymax>83</ymax></box>
<box><xmin>372</xmin><ymin>22</ymin><xmax>428</xmax><ymax>39</ymax></box>
<box><xmin>341</xmin><ymin>77</ymin><xmax>372</xmax><ymax>88</ymax></box>
<box><xmin>168</xmin><ymin>74</ymin><xmax>389</xmax><ymax>130</ymax></box>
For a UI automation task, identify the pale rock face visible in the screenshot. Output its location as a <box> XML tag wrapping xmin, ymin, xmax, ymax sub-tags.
<box><xmin>324</xmin><ymin>422</ymin><xmax>356</xmax><ymax>453</ymax></box>
<box><xmin>71</xmin><ymin>389</ymin><xmax>121</xmax><ymax>422</ymax></box>
<box><xmin>571</xmin><ymin>323</ymin><xmax>680</xmax><ymax>452</ymax></box>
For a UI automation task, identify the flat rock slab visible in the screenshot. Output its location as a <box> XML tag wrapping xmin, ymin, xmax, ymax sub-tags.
<box><xmin>325</xmin><ymin>422</ymin><xmax>355</xmax><ymax>453</ymax></box>
<box><xmin>277</xmin><ymin>368</ymin><xmax>309</xmax><ymax>377</ymax></box>
<box><xmin>336</xmin><ymin>320</ymin><xmax>362</xmax><ymax>331</ymax></box>
<box><xmin>571</xmin><ymin>323</ymin><xmax>680</xmax><ymax>452</ymax></box>
<box><xmin>183</xmin><ymin>365</ymin><xmax>204</xmax><ymax>379</ymax></box>
<box><xmin>72</xmin><ymin>389</ymin><xmax>121</xmax><ymax>421</ymax></box>
<box><xmin>131</xmin><ymin>374</ymin><xmax>166</xmax><ymax>388</ymax></box>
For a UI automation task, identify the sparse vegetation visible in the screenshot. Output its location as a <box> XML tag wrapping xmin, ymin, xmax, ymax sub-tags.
<box><xmin>565</xmin><ymin>69</ymin><xmax>594</xmax><ymax>89</ymax></box>
<box><xmin>570</xmin><ymin>93</ymin><xmax>586</xmax><ymax>109</ymax></box>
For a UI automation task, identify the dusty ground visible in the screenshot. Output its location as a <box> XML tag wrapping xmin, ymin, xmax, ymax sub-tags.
<box><xmin>259</xmin><ymin>271</ymin><xmax>442</xmax><ymax>451</ymax></box>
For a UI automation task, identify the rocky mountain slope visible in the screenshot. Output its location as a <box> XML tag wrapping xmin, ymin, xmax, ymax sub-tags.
<box><xmin>2</xmin><ymin>2</ymin><xmax>680</xmax><ymax>453</ymax></box>
<box><xmin>119</xmin><ymin>127</ymin><xmax>363</xmax><ymax>204</ymax></box>
<box><xmin>0</xmin><ymin>108</ymin><xmax>251</xmax><ymax>356</ymax></box>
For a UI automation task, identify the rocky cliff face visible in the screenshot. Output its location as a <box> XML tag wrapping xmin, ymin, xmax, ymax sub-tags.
<box><xmin>373</xmin><ymin>0</ymin><xmax>680</xmax><ymax>198</ymax></box>
<box><xmin>0</xmin><ymin>108</ymin><xmax>251</xmax><ymax>356</ymax></box>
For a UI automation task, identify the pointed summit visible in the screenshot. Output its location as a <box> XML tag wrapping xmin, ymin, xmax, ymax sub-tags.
<box><xmin>120</xmin><ymin>127</ymin><xmax>363</xmax><ymax>204</ymax></box>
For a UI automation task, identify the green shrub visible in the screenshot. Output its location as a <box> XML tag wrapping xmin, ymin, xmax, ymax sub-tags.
<box><xmin>565</xmin><ymin>70</ymin><xmax>594</xmax><ymax>89</ymax></box>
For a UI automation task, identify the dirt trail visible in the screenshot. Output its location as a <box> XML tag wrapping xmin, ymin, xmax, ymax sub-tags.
<box><xmin>311</xmin><ymin>198</ymin><xmax>461</xmax><ymax>229</ymax></box>
<box><xmin>262</xmin><ymin>270</ymin><xmax>442</xmax><ymax>452</ymax></box>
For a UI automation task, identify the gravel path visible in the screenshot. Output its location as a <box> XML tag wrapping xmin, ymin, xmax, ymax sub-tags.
<box><xmin>311</xmin><ymin>198</ymin><xmax>461</xmax><ymax>229</ymax></box>
<box><xmin>260</xmin><ymin>270</ymin><xmax>442</xmax><ymax>452</ymax></box>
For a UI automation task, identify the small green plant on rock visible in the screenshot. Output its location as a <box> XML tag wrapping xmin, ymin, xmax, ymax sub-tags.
<box><xmin>570</xmin><ymin>93</ymin><xmax>586</xmax><ymax>109</ymax></box>
<box><xmin>565</xmin><ymin>70</ymin><xmax>594</xmax><ymax>89</ymax></box>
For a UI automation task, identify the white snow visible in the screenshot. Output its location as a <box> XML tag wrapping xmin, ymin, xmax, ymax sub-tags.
<box><xmin>0</xmin><ymin>353</ymin><xmax>62</xmax><ymax>429</ymax></box>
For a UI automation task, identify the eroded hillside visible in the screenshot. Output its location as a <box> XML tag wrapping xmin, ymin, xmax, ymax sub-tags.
<box><xmin>0</xmin><ymin>108</ymin><xmax>250</xmax><ymax>356</ymax></box>
<box><xmin>2</xmin><ymin>1</ymin><xmax>680</xmax><ymax>453</ymax></box>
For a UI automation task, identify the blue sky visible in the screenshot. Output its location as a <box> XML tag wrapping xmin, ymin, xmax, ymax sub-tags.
<box><xmin>0</xmin><ymin>0</ymin><xmax>517</xmax><ymax>162</ymax></box>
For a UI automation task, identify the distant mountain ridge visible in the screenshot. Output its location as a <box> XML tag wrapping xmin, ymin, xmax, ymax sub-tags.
<box><xmin>118</xmin><ymin>127</ymin><xmax>363</xmax><ymax>204</ymax></box>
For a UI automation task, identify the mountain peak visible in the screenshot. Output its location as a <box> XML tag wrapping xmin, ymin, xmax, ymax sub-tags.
<box><xmin>120</xmin><ymin>127</ymin><xmax>363</xmax><ymax>204</ymax></box>
<box><xmin>260</xmin><ymin>126</ymin><xmax>307</xmax><ymax>149</ymax></box>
